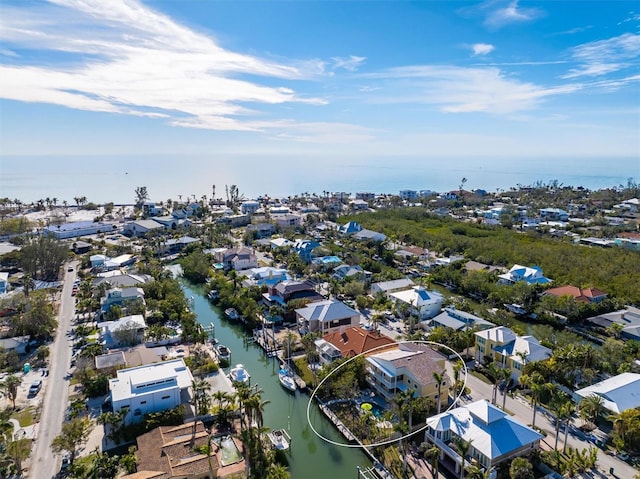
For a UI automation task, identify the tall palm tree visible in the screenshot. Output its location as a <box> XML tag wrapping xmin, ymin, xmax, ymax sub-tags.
<box><xmin>486</xmin><ymin>362</ymin><xmax>502</xmax><ymax>405</ymax></box>
<box><xmin>191</xmin><ymin>379</ymin><xmax>211</xmax><ymax>418</ymax></box>
<box><xmin>452</xmin><ymin>360</ymin><xmax>462</xmax><ymax>402</ymax></box>
<box><xmin>499</xmin><ymin>368</ymin><xmax>512</xmax><ymax>411</ymax></box>
<box><xmin>451</xmin><ymin>436</ymin><xmax>473</xmax><ymax>479</ymax></box>
<box><xmin>560</xmin><ymin>401</ymin><xmax>576</xmax><ymax>453</ymax></box>
<box><xmin>578</xmin><ymin>394</ymin><xmax>604</xmax><ymax>425</ymax></box>
<box><xmin>424</xmin><ymin>444</ymin><xmax>441</xmax><ymax>478</ymax></box>
<box><xmin>433</xmin><ymin>370</ymin><xmax>446</xmax><ymax>414</ymax></box>
<box><xmin>1</xmin><ymin>375</ymin><xmax>21</xmax><ymax>409</ymax></box>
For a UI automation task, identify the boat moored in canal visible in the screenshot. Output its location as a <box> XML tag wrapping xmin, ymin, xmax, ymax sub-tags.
<box><xmin>216</xmin><ymin>344</ymin><xmax>231</xmax><ymax>362</ymax></box>
<box><xmin>266</xmin><ymin>428</ymin><xmax>291</xmax><ymax>451</ymax></box>
<box><xmin>229</xmin><ymin>364</ymin><xmax>250</xmax><ymax>384</ymax></box>
<box><xmin>225</xmin><ymin>308</ymin><xmax>239</xmax><ymax>320</ymax></box>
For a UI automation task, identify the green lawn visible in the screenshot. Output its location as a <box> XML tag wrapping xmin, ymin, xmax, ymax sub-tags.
<box><xmin>11</xmin><ymin>407</ymin><xmax>35</xmax><ymax>427</ymax></box>
<box><xmin>469</xmin><ymin>370</ymin><xmax>492</xmax><ymax>384</ymax></box>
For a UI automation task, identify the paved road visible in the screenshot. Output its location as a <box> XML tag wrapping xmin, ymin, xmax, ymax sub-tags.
<box><xmin>28</xmin><ymin>261</ymin><xmax>77</xmax><ymax>479</ymax></box>
<box><xmin>450</xmin><ymin>362</ymin><xmax>637</xmax><ymax>479</ymax></box>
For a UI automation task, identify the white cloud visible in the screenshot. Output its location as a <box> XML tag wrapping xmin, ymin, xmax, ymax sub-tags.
<box><xmin>471</xmin><ymin>43</ymin><xmax>495</xmax><ymax>56</ymax></box>
<box><xmin>484</xmin><ymin>0</ymin><xmax>542</xmax><ymax>29</ymax></box>
<box><xmin>0</xmin><ymin>0</ymin><xmax>328</xmax><ymax>132</ymax></box>
<box><xmin>563</xmin><ymin>33</ymin><xmax>640</xmax><ymax>78</ymax></box>
<box><xmin>362</xmin><ymin>65</ymin><xmax>580</xmax><ymax>114</ymax></box>
<box><xmin>331</xmin><ymin>55</ymin><xmax>367</xmax><ymax>72</ymax></box>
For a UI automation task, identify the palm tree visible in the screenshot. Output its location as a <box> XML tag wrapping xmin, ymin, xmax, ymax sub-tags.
<box><xmin>433</xmin><ymin>370</ymin><xmax>445</xmax><ymax>414</ymax></box>
<box><xmin>560</xmin><ymin>401</ymin><xmax>576</xmax><ymax>453</ymax></box>
<box><xmin>578</xmin><ymin>394</ymin><xmax>604</xmax><ymax>425</ymax></box>
<box><xmin>520</xmin><ymin>372</ymin><xmax>547</xmax><ymax>427</ymax></box>
<box><xmin>452</xmin><ymin>360</ymin><xmax>462</xmax><ymax>402</ymax></box>
<box><xmin>451</xmin><ymin>436</ymin><xmax>473</xmax><ymax>479</ymax></box>
<box><xmin>486</xmin><ymin>362</ymin><xmax>502</xmax><ymax>405</ymax></box>
<box><xmin>424</xmin><ymin>444</ymin><xmax>441</xmax><ymax>478</ymax></box>
<box><xmin>1</xmin><ymin>375</ymin><xmax>21</xmax><ymax>409</ymax></box>
<box><xmin>191</xmin><ymin>379</ymin><xmax>211</xmax><ymax>418</ymax></box>
<box><xmin>500</xmin><ymin>368</ymin><xmax>512</xmax><ymax>411</ymax></box>
<box><xmin>23</xmin><ymin>274</ymin><xmax>35</xmax><ymax>297</ymax></box>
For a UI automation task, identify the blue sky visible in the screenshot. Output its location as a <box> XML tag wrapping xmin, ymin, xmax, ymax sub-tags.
<box><xmin>1</xmin><ymin>0</ymin><xmax>639</xmax><ymax>161</ymax></box>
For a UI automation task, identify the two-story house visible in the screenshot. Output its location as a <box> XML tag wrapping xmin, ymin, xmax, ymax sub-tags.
<box><xmin>390</xmin><ymin>286</ymin><xmax>444</xmax><ymax>320</ymax></box>
<box><xmin>100</xmin><ymin>287</ymin><xmax>145</xmax><ymax>315</ymax></box>
<box><xmin>475</xmin><ymin>326</ymin><xmax>552</xmax><ymax>380</ymax></box>
<box><xmin>314</xmin><ymin>326</ymin><xmax>396</xmax><ymax>364</ymax></box>
<box><xmin>366</xmin><ymin>343</ymin><xmax>449</xmax><ymax>402</ymax></box>
<box><xmin>215</xmin><ymin>247</ymin><xmax>258</xmax><ymax>271</ymax></box>
<box><xmin>424</xmin><ymin>400</ymin><xmax>543</xmax><ymax>477</ymax></box>
<box><xmin>296</xmin><ymin>299</ymin><xmax>360</xmax><ymax>334</ymax></box>
<box><xmin>498</xmin><ymin>264</ymin><xmax>552</xmax><ymax>285</ymax></box>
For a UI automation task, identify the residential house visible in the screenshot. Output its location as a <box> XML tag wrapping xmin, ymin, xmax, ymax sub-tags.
<box><xmin>142</xmin><ymin>202</ymin><xmax>164</xmax><ymax>217</ymax></box>
<box><xmin>615</xmin><ymin>232</ymin><xmax>640</xmax><ymax>252</ymax></box>
<box><xmin>100</xmin><ymin>314</ymin><xmax>147</xmax><ymax>348</ymax></box>
<box><xmin>215</xmin><ymin>247</ymin><xmax>258</xmax><ymax>271</ymax></box>
<box><xmin>157</xmin><ymin>236</ymin><xmax>199</xmax><ymax>255</ymax></box>
<box><xmin>262</xmin><ymin>280</ymin><xmax>323</xmax><ymax>309</ymax></box>
<box><xmin>0</xmin><ymin>336</ymin><xmax>29</xmax><ymax>355</ymax></box>
<box><xmin>44</xmin><ymin>221</ymin><xmax>117</xmax><ymax>239</ymax></box>
<box><xmin>584</xmin><ymin>306</ymin><xmax>640</xmax><ymax>341</ymax></box>
<box><xmin>424</xmin><ymin>400</ymin><xmax>543</xmax><ymax>476</ymax></box>
<box><xmin>475</xmin><ymin>326</ymin><xmax>552</xmax><ymax>380</ymax></box>
<box><xmin>314</xmin><ymin>327</ymin><xmax>396</xmax><ymax>364</ymax></box>
<box><xmin>370</xmin><ymin>278</ymin><xmax>415</xmax><ymax>296</ymax></box>
<box><xmin>241</xmin><ymin>267</ymin><xmax>290</xmax><ymax>287</ymax></box>
<box><xmin>390</xmin><ymin>286</ymin><xmax>444</xmax><ymax>320</ymax></box>
<box><xmin>269</xmin><ymin>237</ymin><xmax>293</xmax><ymax>249</ymax></box>
<box><xmin>434</xmin><ymin>255</ymin><xmax>465</xmax><ymax>266</ymax></box>
<box><xmin>311</xmin><ymin>255</ymin><xmax>342</xmax><ymax>271</ymax></box>
<box><xmin>120</xmin><ymin>420</ymin><xmax>245</xmax><ymax>479</ymax></box>
<box><xmin>274</xmin><ymin>213</ymin><xmax>302</xmax><ymax>229</ymax></box>
<box><xmin>399</xmin><ymin>190</ymin><xmax>418</xmax><ymax>200</ymax></box>
<box><xmin>332</xmin><ymin>264</ymin><xmax>372</xmax><ymax>283</ymax></box>
<box><xmin>95</xmin><ymin>351</ymin><xmax>127</xmax><ymax>373</ymax></box>
<box><xmin>350</xmin><ymin>199</ymin><xmax>370</xmax><ymax>210</ymax></box>
<box><xmin>91</xmin><ymin>254</ymin><xmax>136</xmax><ymax>273</ymax></box>
<box><xmin>296</xmin><ymin>299</ymin><xmax>360</xmax><ymax>334</ymax></box>
<box><xmin>574</xmin><ymin>372</ymin><xmax>640</xmax><ymax>414</ymax></box>
<box><xmin>498</xmin><ymin>264</ymin><xmax>552</xmax><ymax>285</ymax></box>
<box><xmin>0</xmin><ymin>272</ymin><xmax>8</xmax><ymax>295</ymax></box>
<box><xmin>94</xmin><ymin>272</ymin><xmax>152</xmax><ymax>288</ymax></box>
<box><xmin>356</xmin><ymin>192</ymin><xmax>375</xmax><ymax>201</ymax></box>
<box><xmin>123</xmin><ymin>219</ymin><xmax>164</xmax><ymax>237</ymax></box>
<box><xmin>108</xmin><ymin>358</ymin><xmax>193</xmax><ymax>424</ymax></box>
<box><xmin>247</xmin><ymin>223</ymin><xmax>276</xmax><ymax>239</ymax></box>
<box><xmin>241</xmin><ymin>200</ymin><xmax>261</xmax><ymax>214</ymax></box>
<box><xmin>352</xmin><ymin>229</ymin><xmax>387</xmax><ymax>242</ymax></box>
<box><xmin>338</xmin><ymin>221</ymin><xmax>363</xmax><ymax>235</ymax></box>
<box><xmin>395</xmin><ymin>246</ymin><xmax>430</xmax><ymax>262</ymax></box>
<box><xmin>100</xmin><ymin>287</ymin><xmax>145</xmax><ymax>314</ymax></box>
<box><xmin>292</xmin><ymin>239</ymin><xmax>319</xmax><ymax>263</ymax></box>
<box><xmin>428</xmin><ymin>307</ymin><xmax>495</xmax><ymax>332</ymax></box>
<box><xmin>539</xmin><ymin>208</ymin><xmax>569</xmax><ymax>221</ymax></box>
<box><xmin>90</xmin><ymin>254</ymin><xmax>108</xmax><ymax>270</ymax></box>
<box><xmin>366</xmin><ymin>343</ymin><xmax>449</xmax><ymax>401</ymax></box>
<box><xmin>544</xmin><ymin>285</ymin><xmax>608</xmax><ymax>304</ymax></box>
<box><xmin>464</xmin><ymin>261</ymin><xmax>504</xmax><ymax>274</ymax></box>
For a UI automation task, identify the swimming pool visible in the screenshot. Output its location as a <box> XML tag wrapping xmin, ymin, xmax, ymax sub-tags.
<box><xmin>214</xmin><ymin>435</ymin><xmax>243</xmax><ymax>466</ymax></box>
<box><xmin>360</xmin><ymin>401</ymin><xmax>386</xmax><ymax>418</ymax></box>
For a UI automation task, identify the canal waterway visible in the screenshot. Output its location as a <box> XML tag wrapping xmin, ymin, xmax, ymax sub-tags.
<box><xmin>182</xmin><ymin>281</ymin><xmax>373</xmax><ymax>478</ymax></box>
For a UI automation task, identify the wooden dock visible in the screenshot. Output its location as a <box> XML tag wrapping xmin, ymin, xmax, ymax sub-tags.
<box><xmin>252</xmin><ymin>328</ymin><xmax>280</xmax><ymax>357</ymax></box>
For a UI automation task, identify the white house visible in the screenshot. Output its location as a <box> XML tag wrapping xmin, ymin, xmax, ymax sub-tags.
<box><xmin>295</xmin><ymin>300</ymin><xmax>360</xmax><ymax>334</ymax></box>
<box><xmin>370</xmin><ymin>278</ymin><xmax>415</xmax><ymax>296</ymax></box>
<box><xmin>498</xmin><ymin>264</ymin><xmax>552</xmax><ymax>285</ymax></box>
<box><xmin>101</xmin><ymin>287</ymin><xmax>145</xmax><ymax>314</ymax></box>
<box><xmin>390</xmin><ymin>286</ymin><xmax>444</xmax><ymax>320</ymax></box>
<box><xmin>425</xmin><ymin>400</ymin><xmax>543</xmax><ymax>475</ymax></box>
<box><xmin>108</xmin><ymin>359</ymin><xmax>193</xmax><ymax>424</ymax></box>
<box><xmin>574</xmin><ymin>372</ymin><xmax>640</xmax><ymax>414</ymax></box>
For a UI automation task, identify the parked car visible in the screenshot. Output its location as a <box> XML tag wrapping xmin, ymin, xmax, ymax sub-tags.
<box><xmin>28</xmin><ymin>379</ymin><xmax>42</xmax><ymax>397</ymax></box>
<box><xmin>67</xmin><ymin>266</ymin><xmax>74</xmax><ymax>272</ymax></box>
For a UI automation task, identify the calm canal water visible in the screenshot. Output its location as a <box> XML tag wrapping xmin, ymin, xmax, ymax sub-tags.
<box><xmin>182</xmin><ymin>281</ymin><xmax>372</xmax><ymax>478</ymax></box>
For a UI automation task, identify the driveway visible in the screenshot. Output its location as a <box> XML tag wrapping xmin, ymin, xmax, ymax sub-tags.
<box><xmin>27</xmin><ymin>260</ymin><xmax>77</xmax><ymax>479</ymax></box>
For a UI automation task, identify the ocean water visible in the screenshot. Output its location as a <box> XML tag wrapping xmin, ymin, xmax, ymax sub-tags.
<box><xmin>1</xmin><ymin>155</ymin><xmax>638</xmax><ymax>204</ymax></box>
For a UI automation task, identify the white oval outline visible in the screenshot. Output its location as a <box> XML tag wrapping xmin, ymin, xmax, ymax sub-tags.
<box><xmin>305</xmin><ymin>340</ymin><xmax>469</xmax><ymax>448</ymax></box>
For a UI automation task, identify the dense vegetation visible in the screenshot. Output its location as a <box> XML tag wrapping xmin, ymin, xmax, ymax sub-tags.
<box><xmin>342</xmin><ymin>209</ymin><xmax>640</xmax><ymax>304</ymax></box>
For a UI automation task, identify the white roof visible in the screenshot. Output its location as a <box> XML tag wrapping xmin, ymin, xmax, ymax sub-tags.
<box><xmin>575</xmin><ymin>373</ymin><xmax>640</xmax><ymax>414</ymax></box>
<box><xmin>109</xmin><ymin>358</ymin><xmax>193</xmax><ymax>403</ymax></box>
<box><xmin>427</xmin><ymin>400</ymin><xmax>543</xmax><ymax>460</ymax></box>
<box><xmin>101</xmin><ymin>314</ymin><xmax>146</xmax><ymax>334</ymax></box>
<box><xmin>390</xmin><ymin>286</ymin><xmax>444</xmax><ymax>307</ymax></box>
<box><xmin>0</xmin><ymin>272</ymin><xmax>8</xmax><ymax>282</ymax></box>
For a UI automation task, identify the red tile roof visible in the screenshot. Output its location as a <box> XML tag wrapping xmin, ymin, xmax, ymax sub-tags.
<box><xmin>323</xmin><ymin>327</ymin><xmax>396</xmax><ymax>357</ymax></box>
<box><xmin>545</xmin><ymin>285</ymin><xmax>607</xmax><ymax>303</ymax></box>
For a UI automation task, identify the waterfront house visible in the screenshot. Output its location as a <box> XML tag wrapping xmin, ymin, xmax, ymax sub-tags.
<box><xmin>100</xmin><ymin>287</ymin><xmax>145</xmax><ymax>314</ymax></box>
<box><xmin>584</xmin><ymin>306</ymin><xmax>640</xmax><ymax>341</ymax></box>
<box><xmin>427</xmin><ymin>307</ymin><xmax>495</xmax><ymax>332</ymax></box>
<box><xmin>269</xmin><ymin>237</ymin><xmax>293</xmax><ymax>249</ymax></box>
<box><xmin>241</xmin><ymin>266</ymin><xmax>290</xmax><ymax>287</ymax></box>
<box><xmin>424</xmin><ymin>400</ymin><xmax>543</xmax><ymax>475</ymax></box>
<box><xmin>574</xmin><ymin>372</ymin><xmax>640</xmax><ymax>414</ymax></box>
<box><xmin>94</xmin><ymin>273</ymin><xmax>152</xmax><ymax>289</ymax></box>
<box><xmin>156</xmin><ymin>235</ymin><xmax>199</xmax><ymax>255</ymax></box>
<box><xmin>314</xmin><ymin>326</ymin><xmax>396</xmax><ymax>364</ymax></box>
<box><xmin>390</xmin><ymin>286</ymin><xmax>444</xmax><ymax>320</ymax></box>
<box><xmin>292</xmin><ymin>239</ymin><xmax>319</xmax><ymax>263</ymax></box>
<box><xmin>497</xmin><ymin>264</ymin><xmax>552</xmax><ymax>285</ymax></box>
<box><xmin>474</xmin><ymin>326</ymin><xmax>551</xmax><ymax>380</ymax></box>
<box><xmin>370</xmin><ymin>278</ymin><xmax>415</xmax><ymax>296</ymax></box>
<box><xmin>311</xmin><ymin>255</ymin><xmax>342</xmax><ymax>271</ymax></box>
<box><xmin>543</xmin><ymin>285</ymin><xmax>608</xmax><ymax>304</ymax></box>
<box><xmin>262</xmin><ymin>280</ymin><xmax>323</xmax><ymax>309</ymax></box>
<box><xmin>296</xmin><ymin>299</ymin><xmax>360</xmax><ymax>334</ymax></box>
<box><xmin>366</xmin><ymin>343</ymin><xmax>449</xmax><ymax>402</ymax></box>
<box><xmin>215</xmin><ymin>247</ymin><xmax>258</xmax><ymax>271</ymax></box>
<box><xmin>332</xmin><ymin>264</ymin><xmax>372</xmax><ymax>283</ymax></box>
<box><xmin>108</xmin><ymin>358</ymin><xmax>193</xmax><ymax>424</ymax></box>
<box><xmin>99</xmin><ymin>314</ymin><xmax>147</xmax><ymax>348</ymax></box>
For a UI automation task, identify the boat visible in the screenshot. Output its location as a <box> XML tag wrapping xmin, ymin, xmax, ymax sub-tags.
<box><xmin>229</xmin><ymin>364</ymin><xmax>250</xmax><ymax>384</ymax></box>
<box><xmin>225</xmin><ymin>308</ymin><xmax>239</xmax><ymax>320</ymax></box>
<box><xmin>266</xmin><ymin>428</ymin><xmax>291</xmax><ymax>451</ymax></box>
<box><xmin>216</xmin><ymin>344</ymin><xmax>231</xmax><ymax>362</ymax></box>
<box><xmin>207</xmin><ymin>289</ymin><xmax>219</xmax><ymax>302</ymax></box>
<box><xmin>278</xmin><ymin>367</ymin><xmax>297</xmax><ymax>393</ymax></box>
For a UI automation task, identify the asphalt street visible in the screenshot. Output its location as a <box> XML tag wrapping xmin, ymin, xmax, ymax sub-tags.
<box><xmin>28</xmin><ymin>261</ymin><xmax>77</xmax><ymax>479</ymax></box>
